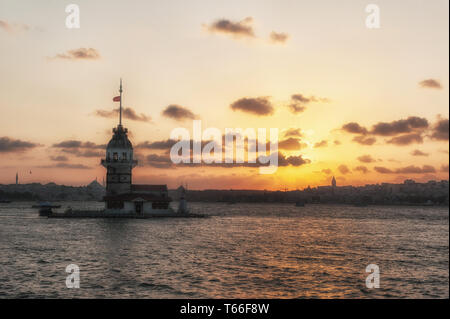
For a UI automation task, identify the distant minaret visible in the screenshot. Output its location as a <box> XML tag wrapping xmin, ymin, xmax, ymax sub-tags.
<box><xmin>331</xmin><ymin>176</ymin><xmax>336</xmax><ymax>187</ymax></box>
<box><xmin>15</xmin><ymin>172</ymin><xmax>18</xmax><ymax>185</ymax></box>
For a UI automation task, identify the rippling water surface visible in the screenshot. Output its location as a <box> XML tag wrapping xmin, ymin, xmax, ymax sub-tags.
<box><xmin>0</xmin><ymin>202</ymin><xmax>448</xmax><ymax>298</ymax></box>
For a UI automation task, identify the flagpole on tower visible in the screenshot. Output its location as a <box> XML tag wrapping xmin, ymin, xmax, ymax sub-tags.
<box><xmin>119</xmin><ymin>78</ymin><xmax>123</xmax><ymax>126</ymax></box>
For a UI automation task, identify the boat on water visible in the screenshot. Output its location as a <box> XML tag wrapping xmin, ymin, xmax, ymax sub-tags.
<box><xmin>32</xmin><ymin>202</ymin><xmax>61</xmax><ymax>216</ymax></box>
<box><xmin>295</xmin><ymin>200</ymin><xmax>306</xmax><ymax>207</ymax></box>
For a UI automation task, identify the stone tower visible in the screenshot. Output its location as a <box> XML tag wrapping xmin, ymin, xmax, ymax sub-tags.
<box><xmin>101</xmin><ymin>80</ymin><xmax>137</xmax><ymax>196</ymax></box>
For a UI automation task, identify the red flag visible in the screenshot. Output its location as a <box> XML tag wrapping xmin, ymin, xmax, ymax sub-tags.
<box><xmin>113</xmin><ymin>96</ymin><xmax>121</xmax><ymax>102</ymax></box>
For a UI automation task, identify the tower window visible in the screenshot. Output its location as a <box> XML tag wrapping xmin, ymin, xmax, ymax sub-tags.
<box><xmin>113</xmin><ymin>152</ymin><xmax>118</xmax><ymax>162</ymax></box>
<box><xmin>122</xmin><ymin>152</ymin><xmax>127</xmax><ymax>160</ymax></box>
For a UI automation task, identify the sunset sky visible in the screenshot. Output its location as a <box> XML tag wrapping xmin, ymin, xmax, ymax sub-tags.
<box><xmin>0</xmin><ymin>0</ymin><xmax>448</xmax><ymax>190</ymax></box>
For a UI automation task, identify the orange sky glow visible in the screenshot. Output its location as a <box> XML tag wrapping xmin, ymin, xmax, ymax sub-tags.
<box><xmin>0</xmin><ymin>0</ymin><xmax>448</xmax><ymax>190</ymax></box>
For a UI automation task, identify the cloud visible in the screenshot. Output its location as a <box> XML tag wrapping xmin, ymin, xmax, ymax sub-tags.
<box><xmin>0</xmin><ymin>20</ymin><xmax>30</xmax><ymax>34</ymax></box>
<box><xmin>161</xmin><ymin>105</ymin><xmax>198</xmax><ymax>121</ymax></box>
<box><xmin>288</xmin><ymin>103</ymin><xmax>306</xmax><ymax>114</ymax></box>
<box><xmin>441</xmin><ymin>164</ymin><xmax>449</xmax><ymax>173</ymax></box>
<box><xmin>206</xmin><ymin>17</ymin><xmax>255</xmax><ymax>38</ymax></box>
<box><xmin>0</xmin><ymin>137</ymin><xmax>39</xmax><ymax>153</ymax></box>
<box><xmin>278</xmin><ymin>153</ymin><xmax>311</xmax><ymax>167</ymax></box>
<box><xmin>38</xmin><ymin>163</ymin><xmax>91</xmax><ymax>169</ymax></box>
<box><xmin>419</xmin><ymin>79</ymin><xmax>442</xmax><ymax>89</ymax></box>
<box><xmin>314</xmin><ymin>140</ymin><xmax>328</xmax><ymax>148</ymax></box>
<box><xmin>145</xmin><ymin>154</ymin><xmax>174</xmax><ymax>168</ymax></box>
<box><xmin>357</xmin><ymin>155</ymin><xmax>376</xmax><ymax>163</ymax></box>
<box><xmin>278</xmin><ymin>137</ymin><xmax>307</xmax><ymax>150</ymax></box>
<box><xmin>354</xmin><ymin>166</ymin><xmax>370</xmax><ymax>174</ymax></box>
<box><xmin>338</xmin><ymin>164</ymin><xmax>350</xmax><ymax>175</ymax></box>
<box><xmin>288</xmin><ymin>94</ymin><xmax>329</xmax><ymax>114</ymax></box>
<box><xmin>374</xmin><ymin>165</ymin><xmax>436</xmax><ymax>174</ymax></box>
<box><xmin>352</xmin><ymin>135</ymin><xmax>377</xmax><ymax>145</ymax></box>
<box><xmin>230</xmin><ymin>97</ymin><xmax>274</xmax><ymax>116</ymax></box>
<box><xmin>370</xmin><ymin>117</ymin><xmax>428</xmax><ymax>136</ymax></box>
<box><xmin>374</xmin><ymin>166</ymin><xmax>394</xmax><ymax>174</ymax></box>
<box><xmin>411</xmin><ymin>149</ymin><xmax>429</xmax><ymax>157</ymax></box>
<box><xmin>137</xmin><ymin>139</ymin><xmax>177</xmax><ymax>150</ymax></box>
<box><xmin>52</xmin><ymin>140</ymin><xmax>104</xmax><ymax>149</ymax></box>
<box><xmin>51</xmin><ymin>48</ymin><xmax>100</xmax><ymax>60</ymax></box>
<box><xmin>283</xmin><ymin>128</ymin><xmax>303</xmax><ymax>138</ymax></box>
<box><xmin>95</xmin><ymin>107</ymin><xmax>151</xmax><ymax>122</ymax></box>
<box><xmin>50</xmin><ymin>155</ymin><xmax>69</xmax><ymax>162</ymax></box>
<box><xmin>321</xmin><ymin>168</ymin><xmax>332</xmax><ymax>175</ymax></box>
<box><xmin>386</xmin><ymin>133</ymin><xmax>423</xmax><ymax>145</ymax></box>
<box><xmin>342</xmin><ymin>117</ymin><xmax>429</xmax><ymax>146</ymax></box>
<box><xmin>270</xmin><ymin>31</ymin><xmax>289</xmax><ymax>43</ymax></box>
<box><xmin>342</xmin><ymin>122</ymin><xmax>368</xmax><ymax>135</ymax></box>
<box><xmin>64</xmin><ymin>149</ymin><xmax>103</xmax><ymax>158</ymax></box>
<box><xmin>52</xmin><ymin>140</ymin><xmax>104</xmax><ymax>158</ymax></box>
<box><xmin>334</xmin><ymin>140</ymin><xmax>341</xmax><ymax>145</ymax></box>
<box><xmin>430</xmin><ymin>118</ymin><xmax>449</xmax><ymax>141</ymax></box>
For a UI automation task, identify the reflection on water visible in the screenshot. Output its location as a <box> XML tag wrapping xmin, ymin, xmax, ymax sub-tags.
<box><xmin>0</xmin><ymin>202</ymin><xmax>448</xmax><ymax>298</ymax></box>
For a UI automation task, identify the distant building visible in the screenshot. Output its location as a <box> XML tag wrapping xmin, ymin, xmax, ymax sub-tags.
<box><xmin>100</xmin><ymin>80</ymin><xmax>172</xmax><ymax>214</ymax></box>
<box><xmin>331</xmin><ymin>176</ymin><xmax>336</xmax><ymax>187</ymax></box>
<box><xmin>15</xmin><ymin>172</ymin><xmax>18</xmax><ymax>185</ymax></box>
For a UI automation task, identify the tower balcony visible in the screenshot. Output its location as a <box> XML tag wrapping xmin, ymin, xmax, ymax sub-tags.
<box><xmin>101</xmin><ymin>158</ymin><xmax>138</xmax><ymax>168</ymax></box>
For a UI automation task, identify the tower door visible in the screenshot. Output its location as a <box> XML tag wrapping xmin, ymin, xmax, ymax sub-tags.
<box><xmin>134</xmin><ymin>202</ymin><xmax>143</xmax><ymax>215</ymax></box>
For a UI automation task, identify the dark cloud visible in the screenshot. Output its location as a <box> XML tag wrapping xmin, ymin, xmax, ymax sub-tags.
<box><xmin>430</xmin><ymin>118</ymin><xmax>449</xmax><ymax>141</ymax></box>
<box><xmin>375</xmin><ymin>165</ymin><xmax>436</xmax><ymax>174</ymax></box>
<box><xmin>374</xmin><ymin>166</ymin><xmax>394</xmax><ymax>174</ymax></box>
<box><xmin>278</xmin><ymin>137</ymin><xmax>307</xmax><ymax>150</ymax></box>
<box><xmin>371</xmin><ymin>117</ymin><xmax>428</xmax><ymax>136</ymax></box>
<box><xmin>230</xmin><ymin>97</ymin><xmax>274</xmax><ymax>116</ymax></box>
<box><xmin>51</xmin><ymin>48</ymin><xmax>100</xmax><ymax>60</ymax></box>
<box><xmin>354</xmin><ymin>166</ymin><xmax>370</xmax><ymax>174</ymax></box>
<box><xmin>396</xmin><ymin>165</ymin><xmax>436</xmax><ymax>174</ymax></box>
<box><xmin>161</xmin><ymin>105</ymin><xmax>198</xmax><ymax>121</ymax></box>
<box><xmin>278</xmin><ymin>153</ymin><xmax>311</xmax><ymax>167</ymax></box>
<box><xmin>50</xmin><ymin>155</ymin><xmax>69</xmax><ymax>162</ymax></box>
<box><xmin>419</xmin><ymin>79</ymin><xmax>442</xmax><ymax>89</ymax></box>
<box><xmin>142</xmin><ymin>151</ymin><xmax>310</xmax><ymax>169</ymax></box>
<box><xmin>0</xmin><ymin>137</ymin><xmax>39</xmax><ymax>153</ymax></box>
<box><xmin>53</xmin><ymin>140</ymin><xmax>104</xmax><ymax>158</ymax></box>
<box><xmin>387</xmin><ymin>133</ymin><xmax>423</xmax><ymax>145</ymax></box>
<box><xmin>357</xmin><ymin>155</ymin><xmax>376</xmax><ymax>163</ymax></box>
<box><xmin>288</xmin><ymin>103</ymin><xmax>306</xmax><ymax>114</ymax></box>
<box><xmin>137</xmin><ymin>139</ymin><xmax>177</xmax><ymax>150</ymax></box>
<box><xmin>283</xmin><ymin>128</ymin><xmax>303</xmax><ymax>138</ymax></box>
<box><xmin>314</xmin><ymin>140</ymin><xmax>328</xmax><ymax>148</ymax></box>
<box><xmin>342</xmin><ymin>122</ymin><xmax>368</xmax><ymax>135</ymax></box>
<box><xmin>64</xmin><ymin>149</ymin><xmax>104</xmax><ymax>158</ymax></box>
<box><xmin>352</xmin><ymin>135</ymin><xmax>377</xmax><ymax>145</ymax></box>
<box><xmin>38</xmin><ymin>163</ymin><xmax>91</xmax><ymax>169</ymax></box>
<box><xmin>288</xmin><ymin>94</ymin><xmax>329</xmax><ymax>114</ymax></box>
<box><xmin>207</xmin><ymin>17</ymin><xmax>255</xmax><ymax>38</ymax></box>
<box><xmin>411</xmin><ymin>149</ymin><xmax>429</xmax><ymax>157</ymax></box>
<box><xmin>338</xmin><ymin>164</ymin><xmax>350</xmax><ymax>175</ymax></box>
<box><xmin>52</xmin><ymin>140</ymin><xmax>104</xmax><ymax>149</ymax></box>
<box><xmin>270</xmin><ymin>31</ymin><xmax>289</xmax><ymax>43</ymax></box>
<box><xmin>145</xmin><ymin>154</ymin><xmax>174</xmax><ymax>169</ymax></box>
<box><xmin>95</xmin><ymin>107</ymin><xmax>151</xmax><ymax>122</ymax></box>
